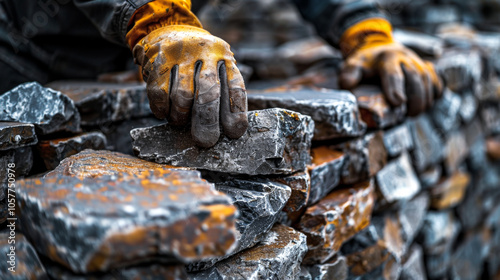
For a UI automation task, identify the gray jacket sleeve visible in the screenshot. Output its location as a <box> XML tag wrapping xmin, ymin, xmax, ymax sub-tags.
<box><xmin>292</xmin><ymin>0</ymin><xmax>387</xmax><ymax>47</ymax></box>
<box><xmin>73</xmin><ymin>0</ymin><xmax>155</xmax><ymax>45</ymax></box>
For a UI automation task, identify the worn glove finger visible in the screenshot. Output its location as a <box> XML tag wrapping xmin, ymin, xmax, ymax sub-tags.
<box><xmin>169</xmin><ymin>64</ymin><xmax>194</xmax><ymax>126</ymax></box>
<box><xmin>145</xmin><ymin>49</ymin><xmax>170</xmax><ymax>119</ymax></box>
<box><xmin>191</xmin><ymin>61</ymin><xmax>221</xmax><ymax>148</ymax></box>
<box><xmin>422</xmin><ymin>68</ymin><xmax>434</xmax><ymax>110</ymax></box>
<box><xmin>424</xmin><ymin>61</ymin><xmax>444</xmax><ymax>100</ymax></box>
<box><xmin>219</xmin><ymin>61</ymin><xmax>248</xmax><ymax>139</ymax></box>
<box><xmin>339</xmin><ymin>60</ymin><xmax>364</xmax><ymax>90</ymax></box>
<box><xmin>379</xmin><ymin>53</ymin><xmax>406</xmax><ymax>107</ymax></box>
<box><xmin>402</xmin><ymin>63</ymin><xmax>426</xmax><ymax>116</ymax></box>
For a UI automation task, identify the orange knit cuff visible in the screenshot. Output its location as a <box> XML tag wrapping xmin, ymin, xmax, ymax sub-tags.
<box><xmin>339</xmin><ymin>18</ymin><xmax>393</xmax><ymax>57</ymax></box>
<box><xmin>126</xmin><ymin>0</ymin><xmax>203</xmax><ymax>49</ymax></box>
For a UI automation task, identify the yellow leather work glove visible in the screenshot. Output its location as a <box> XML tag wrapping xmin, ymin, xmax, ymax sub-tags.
<box><xmin>339</xmin><ymin>18</ymin><xmax>443</xmax><ymax>116</ymax></box>
<box><xmin>127</xmin><ymin>0</ymin><xmax>248</xmax><ymax>148</ymax></box>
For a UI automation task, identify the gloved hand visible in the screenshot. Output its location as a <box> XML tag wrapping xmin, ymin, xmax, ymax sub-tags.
<box><xmin>127</xmin><ymin>0</ymin><xmax>248</xmax><ymax>148</ymax></box>
<box><xmin>339</xmin><ymin>19</ymin><xmax>443</xmax><ymax>116</ymax></box>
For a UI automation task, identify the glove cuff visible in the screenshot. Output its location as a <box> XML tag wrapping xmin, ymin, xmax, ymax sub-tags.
<box><xmin>339</xmin><ymin>18</ymin><xmax>393</xmax><ymax>57</ymax></box>
<box><xmin>126</xmin><ymin>0</ymin><xmax>203</xmax><ymax>50</ymax></box>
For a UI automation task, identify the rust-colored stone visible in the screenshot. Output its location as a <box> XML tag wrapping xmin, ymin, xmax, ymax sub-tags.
<box><xmin>308</xmin><ymin>146</ymin><xmax>345</xmax><ymax>205</ymax></box>
<box><xmin>273</xmin><ymin>171</ymin><xmax>311</xmax><ymax>225</ymax></box>
<box><xmin>0</xmin><ymin>232</ymin><xmax>48</xmax><ymax>279</ymax></box>
<box><xmin>430</xmin><ymin>172</ymin><xmax>470</xmax><ymax>210</ymax></box>
<box><xmin>37</xmin><ymin>132</ymin><xmax>107</xmax><ymax>170</ymax></box>
<box><xmin>297</xmin><ymin>180</ymin><xmax>375</xmax><ymax>264</ymax></box>
<box><xmin>487</xmin><ymin>136</ymin><xmax>500</xmax><ymax>160</ymax></box>
<box><xmin>17</xmin><ymin>171</ymin><xmax>237</xmax><ymax>273</ymax></box>
<box><xmin>45</xmin><ymin>149</ymin><xmax>186</xmax><ymax>179</ymax></box>
<box><xmin>352</xmin><ymin>85</ymin><xmax>406</xmax><ymax>129</ymax></box>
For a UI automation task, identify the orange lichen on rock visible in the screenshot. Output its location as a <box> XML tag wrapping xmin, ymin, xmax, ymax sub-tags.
<box><xmin>430</xmin><ymin>172</ymin><xmax>470</xmax><ymax>210</ymax></box>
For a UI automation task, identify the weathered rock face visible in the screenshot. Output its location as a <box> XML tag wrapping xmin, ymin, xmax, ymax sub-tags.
<box><xmin>393</xmin><ymin>28</ymin><xmax>444</xmax><ymax>57</ymax></box>
<box><xmin>337</xmin><ymin>132</ymin><xmax>388</xmax><ymax>185</ymax></box>
<box><xmin>430</xmin><ymin>172</ymin><xmax>470</xmax><ymax>210</ymax></box>
<box><xmin>400</xmin><ymin>245</ymin><xmax>427</xmax><ymax>280</ymax></box>
<box><xmin>297</xmin><ymin>180</ymin><xmax>375</xmax><ymax>264</ymax></box>
<box><xmin>459</xmin><ymin>92</ymin><xmax>478</xmax><ymax>123</ymax></box>
<box><xmin>382</xmin><ymin>124</ymin><xmax>414</xmax><ymax>158</ymax></box>
<box><xmin>486</xmin><ymin>136</ymin><xmax>500</xmax><ymax>160</ymax></box>
<box><xmin>0</xmin><ymin>82</ymin><xmax>80</xmax><ymax>135</ymax></box>
<box><xmin>0</xmin><ymin>122</ymin><xmax>37</xmax><ymax>151</ymax></box>
<box><xmin>340</xmin><ymin>225</ymin><xmax>401</xmax><ymax>280</ymax></box>
<box><xmin>443</xmin><ymin>131</ymin><xmax>468</xmax><ymax>175</ymax></box>
<box><xmin>418</xmin><ymin>166</ymin><xmax>442</xmax><ymax>189</ymax></box>
<box><xmin>307</xmin><ymin>255</ymin><xmax>347</xmax><ymax>280</ymax></box>
<box><xmin>272</xmin><ymin>172</ymin><xmax>311</xmax><ymax>224</ymax></box>
<box><xmin>187</xmin><ymin>178</ymin><xmax>291</xmax><ymax>271</ymax></box>
<box><xmin>435</xmin><ymin>48</ymin><xmax>483</xmax><ymax>94</ymax></box>
<box><xmin>429</xmin><ymin>89</ymin><xmax>462</xmax><ymax>134</ymax></box>
<box><xmin>48</xmin><ymin>81</ymin><xmax>152</xmax><ymax>126</ymax></box>
<box><xmin>308</xmin><ymin>146</ymin><xmax>345</xmax><ymax>205</ymax></box>
<box><xmin>188</xmin><ymin>224</ymin><xmax>308</xmax><ymax>280</ymax></box>
<box><xmin>408</xmin><ymin>114</ymin><xmax>444</xmax><ymax>173</ymax></box>
<box><xmin>131</xmin><ymin>108</ymin><xmax>314</xmax><ymax>175</ymax></box>
<box><xmin>17</xmin><ymin>174</ymin><xmax>238</xmax><ymax>273</ymax></box>
<box><xmin>0</xmin><ymin>232</ymin><xmax>48</xmax><ymax>280</ymax></box>
<box><xmin>449</xmin><ymin>233</ymin><xmax>485</xmax><ymax>280</ymax></box>
<box><xmin>37</xmin><ymin>132</ymin><xmax>107</xmax><ymax>170</ymax></box>
<box><xmin>480</xmin><ymin>101</ymin><xmax>500</xmax><ymax>136</ymax></box>
<box><xmin>352</xmin><ymin>85</ymin><xmax>406</xmax><ymax>129</ymax></box>
<box><xmin>44</xmin><ymin>149</ymin><xmax>187</xmax><ymax>178</ymax></box>
<box><xmin>45</xmin><ymin>261</ymin><xmax>188</xmax><ymax>280</ymax></box>
<box><xmin>247</xmin><ymin>86</ymin><xmax>366</xmax><ymax>140</ymax></box>
<box><xmin>375</xmin><ymin>152</ymin><xmax>421</xmax><ymax>205</ymax></box>
<box><xmin>398</xmin><ymin>193</ymin><xmax>430</xmax><ymax>251</ymax></box>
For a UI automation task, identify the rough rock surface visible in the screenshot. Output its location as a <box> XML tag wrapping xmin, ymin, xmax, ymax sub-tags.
<box><xmin>375</xmin><ymin>152</ymin><xmax>421</xmax><ymax>205</ymax></box>
<box><xmin>443</xmin><ymin>131</ymin><xmax>468</xmax><ymax>175</ymax></box>
<box><xmin>307</xmin><ymin>255</ymin><xmax>347</xmax><ymax>280</ymax></box>
<box><xmin>398</xmin><ymin>193</ymin><xmax>430</xmax><ymax>251</ymax></box>
<box><xmin>408</xmin><ymin>114</ymin><xmax>444</xmax><ymax>173</ymax></box>
<box><xmin>0</xmin><ymin>82</ymin><xmax>80</xmax><ymax>135</ymax></box>
<box><xmin>486</xmin><ymin>136</ymin><xmax>500</xmax><ymax>160</ymax></box>
<box><xmin>272</xmin><ymin>172</ymin><xmax>311</xmax><ymax>224</ymax></box>
<box><xmin>308</xmin><ymin>146</ymin><xmax>345</xmax><ymax>205</ymax></box>
<box><xmin>340</xmin><ymin>225</ymin><xmax>401</xmax><ymax>280</ymax></box>
<box><xmin>247</xmin><ymin>85</ymin><xmax>366</xmax><ymax>140</ymax></box>
<box><xmin>418</xmin><ymin>166</ymin><xmax>442</xmax><ymax>189</ymax></box>
<box><xmin>0</xmin><ymin>232</ymin><xmax>48</xmax><ymax>279</ymax></box>
<box><xmin>37</xmin><ymin>132</ymin><xmax>107</xmax><ymax>170</ymax></box>
<box><xmin>352</xmin><ymin>85</ymin><xmax>406</xmax><ymax>129</ymax></box>
<box><xmin>400</xmin><ymin>245</ymin><xmax>427</xmax><ymax>280</ymax></box>
<box><xmin>44</xmin><ymin>261</ymin><xmax>188</xmax><ymax>280</ymax></box>
<box><xmin>449</xmin><ymin>233</ymin><xmax>485</xmax><ymax>280</ymax></box>
<box><xmin>187</xmin><ymin>178</ymin><xmax>291</xmax><ymax>271</ymax></box>
<box><xmin>382</xmin><ymin>124</ymin><xmax>414</xmax><ymax>158</ymax></box>
<box><xmin>0</xmin><ymin>122</ymin><xmax>37</xmax><ymax>151</ymax></box>
<box><xmin>131</xmin><ymin>109</ymin><xmax>314</xmax><ymax>175</ymax></box>
<box><xmin>337</xmin><ymin>131</ymin><xmax>388</xmax><ymax>185</ymax></box>
<box><xmin>430</xmin><ymin>172</ymin><xmax>470</xmax><ymax>210</ymax></box>
<box><xmin>17</xmin><ymin>174</ymin><xmax>237</xmax><ymax>273</ymax></box>
<box><xmin>48</xmin><ymin>81</ymin><xmax>152</xmax><ymax>125</ymax></box>
<box><xmin>44</xmin><ymin>149</ymin><xmax>187</xmax><ymax>178</ymax></box>
<box><xmin>459</xmin><ymin>92</ymin><xmax>478</xmax><ymax>123</ymax></box>
<box><xmin>297</xmin><ymin>180</ymin><xmax>375</xmax><ymax>264</ymax></box>
<box><xmin>429</xmin><ymin>89</ymin><xmax>462</xmax><ymax>134</ymax></box>
<box><xmin>188</xmin><ymin>224</ymin><xmax>308</xmax><ymax>280</ymax></box>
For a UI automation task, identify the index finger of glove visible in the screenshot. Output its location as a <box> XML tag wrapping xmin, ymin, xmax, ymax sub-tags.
<box><xmin>220</xmin><ymin>61</ymin><xmax>248</xmax><ymax>139</ymax></box>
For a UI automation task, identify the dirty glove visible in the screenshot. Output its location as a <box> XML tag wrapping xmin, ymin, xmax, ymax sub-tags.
<box><xmin>126</xmin><ymin>0</ymin><xmax>248</xmax><ymax>147</ymax></box>
<box><xmin>339</xmin><ymin>18</ymin><xmax>443</xmax><ymax>116</ymax></box>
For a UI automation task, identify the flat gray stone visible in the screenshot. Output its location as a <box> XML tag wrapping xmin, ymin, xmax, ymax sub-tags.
<box><xmin>17</xmin><ymin>173</ymin><xmax>238</xmax><ymax>273</ymax></box>
<box><xmin>400</xmin><ymin>245</ymin><xmax>427</xmax><ymax>280</ymax></box>
<box><xmin>187</xmin><ymin>178</ymin><xmax>291</xmax><ymax>271</ymax></box>
<box><xmin>418</xmin><ymin>166</ymin><xmax>442</xmax><ymax>189</ymax></box>
<box><xmin>0</xmin><ymin>82</ymin><xmax>80</xmax><ymax>135</ymax></box>
<box><xmin>450</xmin><ymin>233</ymin><xmax>485</xmax><ymax>280</ymax></box>
<box><xmin>398</xmin><ymin>193</ymin><xmax>429</xmax><ymax>252</ymax></box>
<box><xmin>247</xmin><ymin>86</ymin><xmax>366</xmax><ymax>140</ymax></box>
<box><xmin>131</xmin><ymin>108</ymin><xmax>314</xmax><ymax>175</ymax></box>
<box><xmin>394</xmin><ymin>28</ymin><xmax>444</xmax><ymax>58</ymax></box>
<box><xmin>436</xmin><ymin>48</ymin><xmax>482</xmax><ymax>94</ymax></box>
<box><xmin>37</xmin><ymin>132</ymin><xmax>107</xmax><ymax>170</ymax></box>
<box><xmin>48</xmin><ymin>81</ymin><xmax>152</xmax><ymax>126</ymax></box>
<box><xmin>459</xmin><ymin>92</ymin><xmax>478</xmax><ymax>123</ymax></box>
<box><xmin>443</xmin><ymin>131</ymin><xmax>468</xmax><ymax>175</ymax></box>
<box><xmin>0</xmin><ymin>232</ymin><xmax>48</xmax><ymax>279</ymax></box>
<box><xmin>0</xmin><ymin>122</ymin><xmax>37</xmax><ymax>151</ymax></box>
<box><xmin>307</xmin><ymin>255</ymin><xmax>347</xmax><ymax>280</ymax></box>
<box><xmin>408</xmin><ymin>114</ymin><xmax>444</xmax><ymax>173</ymax></box>
<box><xmin>383</xmin><ymin>123</ymin><xmax>414</xmax><ymax>158</ymax></box>
<box><xmin>272</xmin><ymin>171</ymin><xmax>311</xmax><ymax>225</ymax></box>
<box><xmin>188</xmin><ymin>224</ymin><xmax>308</xmax><ymax>280</ymax></box>
<box><xmin>419</xmin><ymin>211</ymin><xmax>461</xmax><ymax>255</ymax></box>
<box><xmin>429</xmin><ymin>88</ymin><xmax>461</xmax><ymax>134</ymax></box>
<box><xmin>375</xmin><ymin>152</ymin><xmax>421</xmax><ymax>204</ymax></box>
